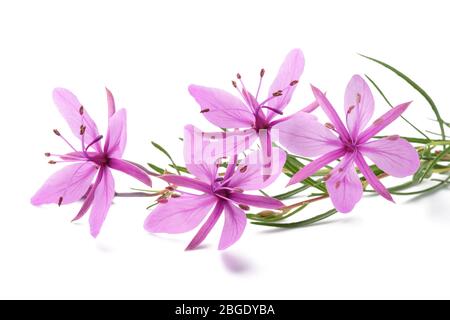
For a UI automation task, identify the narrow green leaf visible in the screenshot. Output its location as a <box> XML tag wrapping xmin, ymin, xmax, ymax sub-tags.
<box><xmin>151</xmin><ymin>141</ymin><xmax>181</xmax><ymax>175</ymax></box>
<box><xmin>416</xmin><ymin>146</ymin><xmax>450</xmax><ymax>183</ymax></box>
<box><xmin>360</xmin><ymin>54</ymin><xmax>446</xmax><ymax>141</ymax></box>
<box><xmin>147</xmin><ymin>162</ymin><xmax>165</xmax><ymax>175</ymax></box>
<box><xmin>273</xmin><ymin>185</ymin><xmax>311</xmax><ymax>200</ymax></box>
<box><xmin>252</xmin><ymin>208</ymin><xmax>337</xmax><ymax>228</ymax></box>
<box><xmin>168</xmin><ymin>164</ymin><xmax>189</xmax><ymax>174</ymax></box>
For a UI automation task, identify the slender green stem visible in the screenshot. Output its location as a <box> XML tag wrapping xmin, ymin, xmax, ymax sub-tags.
<box><xmin>252</xmin><ymin>209</ymin><xmax>337</xmax><ymax>228</ymax></box>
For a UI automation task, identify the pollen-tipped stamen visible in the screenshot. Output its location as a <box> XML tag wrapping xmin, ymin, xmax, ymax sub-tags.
<box><xmin>85</xmin><ymin>135</ymin><xmax>103</xmax><ymax>151</ymax></box>
<box><xmin>255</xmin><ymin>68</ymin><xmax>265</xmax><ymax>100</ymax></box>
<box><xmin>53</xmin><ymin>129</ymin><xmax>78</xmax><ymax>152</ymax></box>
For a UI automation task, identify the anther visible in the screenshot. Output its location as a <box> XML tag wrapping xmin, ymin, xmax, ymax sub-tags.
<box><xmin>272</xmin><ymin>90</ymin><xmax>283</xmax><ymax>97</ymax></box>
<box><xmin>325</xmin><ymin>123</ymin><xmax>335</xmax><ymax>130</ymax></box>
<box><xmin>45</xmin><ymin>152</ymin><xmax>51</xmax><ymax>157</ymax></box>
<box><xmin>53</xmin><ymin>129</ymin><xmax>61</xmax><ymax>136</ymax></box>
<box><xmin>356</xmin><ymin>93</ymin><xmax>361</xmax><ymax>104</ymax></box>
<box><xmin>79</xmin><ymin>105</ymin><xmax>84</xmax><ymax>115</ymax></box>
<box><xmin>290</xmin><ymin>80</ymin><xmax>298</xmax><ymax>86</ymax></box>
<box><xmin>79</xmin><ymin>125</ymin><xmax>86</xmax><ymax>135</ymax></box>
<box><xmin>58</xmin><ymin>197</ymin><xmax>63</xmax><ymax>206</ymax></box>
<box><xmin>239</xmin><ymin>165</ymin><xmax>248</xmax><ymax>173</ymax></box>
<box><xmin>260</xmin><ymin>68</ymin><xmax>265</xmax><ymax>77</ymax></box>
<box><xmin>165</xmin><ymin>185</ymin><xmax>175</xmax><ymax>191</ymax></box>
<box><xmin>48</xmin><ymin>160</ymin><xmax>57</xmax><ymax>164</ymax></box>
<box><xmin>200</xmin><ymin>108</ymin><xmax>210</xmax><ymax>113</ymax></box>
<box><xmin>347</xmin><ymin>105</ymin><xmax>355</xmax><ymax>114</ymax></box>
<box><xmin>236</xmin><ymin>73</ymin><xmax>241</xmax><ymax>79</ymax></box>
<box><xmin>239</xmin><ymin>204</ymin><xmax>250</xmax><ymax>211</ymax></box>
<box><xmin>232</xmin><ymin>80</ymin><xmax>237</xmax><ymax>88</ymax></box>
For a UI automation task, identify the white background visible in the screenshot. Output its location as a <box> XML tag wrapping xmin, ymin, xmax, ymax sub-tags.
<box><xmin>1</xmin><ymin>0</ymin><xmax>449</xmax><ymax>299</ymax></box>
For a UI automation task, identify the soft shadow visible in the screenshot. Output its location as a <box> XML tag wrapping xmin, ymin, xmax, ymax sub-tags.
<box><xmin>256</xmin><ymin>215</ymin><xmax>360</xmax><ymax>234</ymax></box>
<box><xmin>404</xmin><ymin>186</ymin><xmax>449</xmax><ymax>204</ymax></box>
<box><xmin>221</xmin><ymin>252</ymin><xmax>255</xmax><ymax>274</ymax></box>
<box><xmin>96</xmin><ymin>243</ymin><xmax>115</xmax><ymax>253</ymax></box>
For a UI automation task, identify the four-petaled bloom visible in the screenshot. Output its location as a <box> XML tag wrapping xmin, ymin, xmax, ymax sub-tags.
<box><xmin>144</xmin><ymin>125</ymin><xmax>285</xmax><ymax>250</ymax></box>
<box><xmin>277</xmin><ymin>75</ymin><xmax>420</xmax><ymax>212</ymax></box>
<box><xmin>31</xmin><ymin>88</ymin><xmax>152</xmax><ymax>237</ymax></box>
<box><xmin>188</xmin><ymin>49</ymin><xmax>318</xmax><ymax>176</ymax></box>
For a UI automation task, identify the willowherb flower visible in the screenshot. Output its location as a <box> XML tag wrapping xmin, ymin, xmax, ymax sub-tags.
<box><xmin>144</xmin><ymin>125</ymin><xmax>285</xmax><ymax>250</ymax></box>
<box><xmin>188</xmin><ymin>49</ymin><xmax>318</xmax><ymax>177</ymax></box>
<box><xmin>31</xmin><ymin>88</ymin><xmax>152</xmax><ymax>237</ymax></box>
<box><xmin>277</xmin><ymin>75</ymin><xmax>420</xmax><ymax>212</ymax></box>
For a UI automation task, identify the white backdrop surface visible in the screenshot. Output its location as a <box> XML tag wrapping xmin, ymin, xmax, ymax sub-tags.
<box><xmin>0</xmin><ymin>0</ymin><xmax>449</xmax><ymax>299</ymax></box>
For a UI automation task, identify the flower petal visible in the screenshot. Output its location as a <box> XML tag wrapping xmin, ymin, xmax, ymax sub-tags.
<box><xmin>267</xmin><ymin>49</ymin><xmax>305</xmax><ymax>120</ymax></box>
<box><xmin>108</xmin><ymin>158</ymin><xmax>152</xmax><ymax>186</ymax></box>
<box><xmin>359</xmin><ymin>137</ymin><xmax>420</xmax><ymax>177</ymax></box>
<box><xmin>287</xmin><ymin>148</ymin><xmax>346</xmax><ymax>186</ymax></box>
<box><xmin>185</xmin><ymin>200</ymin><xmax>225</xmax><ymax>250</ymax></box>
<box><xmin>344</xmin><ymin>75</ymin><xmax>374</xmax><ymax>138</ymax></box>
<box><xmin>31</xmin><ymin>162</ymin><xmax>98</xmax><ymax>206</ymax></box>
<box><xmin>325</xmin><ymin>155</ymin><xmax>362</xmax><ymax>213</ymax></box>
<box><xmin>274</xmin><ymin>111</ymin><xmax>342</xmax><ymax>157</ymax></box>
<box><xmin>228</xmin><ymin>193</ymin><xmax>283</xmax><ymax>209</ymax></box>
<box><xmin>218</xmin><ymin>203</ymin><xmax>247</xmax><ymax>250</ymax></box>
<box><xmin>53</xmin><ymin>88</ymin><xmax>101</xmax><ymax>152</ymax></box>
<box><xmin>104</xmin><ymin>109</ymin><xmax>127</xmax><ymax>158</ymax></box>
<box><xmin>227</xmin><ymin>147</ymin><xmax>286</xmax><ymax>190</ymax></box>
<box><xmin>144</xmin><ymin>193</ymin><xmax>216</xmax><ymax>234</ymax></box>
<box><xmin>354</xmin><ymin>152</ymin><xmax>393</xmax><ymax>202</ymax></box>
<box><xmin>89</xmin><ymin>168</ymin><xmax>115</xmax><ymax>237</ymax></box>
<box><xmin>311</xmin><ymin>85</ymin><xmax>351</xmax><ymax>142</ymax></box>
<box><xmin>357</xmin><ymin>102</ymin><xmax>411</xmax><ymax>143</ymax></box>
<box><xmin>105</xmin><ymin>87</ymin><xmax>116</xmax><ymax>118</ymax></box>
<box><xmin>159</xmin><ymin>174</ymin><xmax>212</xmax><ymax>194</ymax></box>
<box><xmin>188</xmin><ymin>85</ymin><xmax>255</xmax><ymax>128</ymax></box>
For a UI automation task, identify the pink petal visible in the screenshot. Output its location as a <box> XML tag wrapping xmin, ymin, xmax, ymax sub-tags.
<box><xmin>311</xmin><ymin>85</ymin><xmax>351</xmax><ymax>142</ymax></box>
<box><xmin>71</xmin><ymin>168</ymin><xmax>104</xmax><ymax>222</ymax></box>
<box><xmin>105</xmin><ymin>87</ymin><xmax>116</xmax><ymax>118</ymax></box>
<box><xmin>144</xmin><ymin>193</ymin><xmax>216</xmax><ymax>234</ymax></box>
<box><xmin>357</xmin><ymin>102</ymin><xmax>411</xmax><ymax>143</ymax></box>
<box><xmin>287</xmin><ymin>148</ymin><xmax>346</xmax><ymax>186</ymax></box>
<box><xmin>31</xmin><ymin>163</ymin><xmax>98</xmax><ymax>206</ymax></box>
<box><xmin>185</xmin><ymin>200</ymin><xmax>225</xmax><ymax>250</ymax></box>
<box><xmin>218</xmin><ymin>203</ymin><xmax>247</xmax><ymax>250</ymax></box>
<box><xmin>274</xmin><ymin>111</ymin><xmax>342</xmax><ymax>157</ymax></box>
<box><xmin>159</xmin><ymin>174</ymin><xmax>212</xmax><ymax>194</ymax></box>
<box><xmin>228</xmin><ymin>193</ymin><xmax>283</xmax><ymax>209</ymax></box>
<box><xmin>108</xmin><ymin>158</ymin><xmax>152</xmax><ymax>186</ymax></box>
<box><xmin>325</xmin><ymin>155</ymin><xmax>362</xmax><ymax>213</ymax></box>
<box><xmin>344</xmin><ymin>75</ymin><xmax>374</xmax><ymax>138</ymax></box>
<box><xmin>227</xmin><ymin>147</ymin><xmax>286</xmax><ymax>190</ymax></box>
<box><xmin>267</xmin><ymin>49</ymin><xmax>305</xmax><ymax>120</ymax></box>
<box><xmin>89</xmin><ymin>168</ymin><xmax>115</xmax><ymax>237</ymax></box>
<box><xmin>104</xmin><ymin>109</ymin><xmax>127</xmax><ymax>158</ymax></box>
<box><xmin>354</xmin><ymin>152</ymin><xmax>394</xmax><ymax>202</ymax></box>
<box><xmin>183</xmin><ymin>125</ymin><xmax>220</xmax><ymax>183</ymax></box>
<box><xmin>53</xmin><ymin>88</ymin><xmax>101</xmax><ymax>152</ymax></box>
<box><xmin>359</xmin><ymin>137</ymin><xmax>420</xmax><ymax>178</ymax></box>
<box><xmin>188</xmin><ymin>85</ymin><xmax>255</xmax><ymax>128</ymax></box>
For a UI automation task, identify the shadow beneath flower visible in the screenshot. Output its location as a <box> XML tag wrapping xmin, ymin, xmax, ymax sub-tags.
<box><xmin>256</xmin><ymin>215</ymin><xmax>359</xmax><ymax>234</ymax></box>
<box><xmin>96</xmin><ymin>242</ymin><xmax>115</xmax><ymax>253</ymax></box>
<box><xmin>221</xmin><ymin>252</ymin><xmax>255</xmax><ymax>274</ymax></box>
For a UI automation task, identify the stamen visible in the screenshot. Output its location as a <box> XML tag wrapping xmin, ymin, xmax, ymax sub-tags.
<box><xmin>45</xmin><ymin>152</ymin><xmax>51</xmax><ymax>157</ymax></box>
<box><xmin>79</xmin><ymin>125</ymin><xmax>86</xmax><ymax>136</ymax></box>
<box><xmin>260</xmin><ymin>68</ymin><xmax>265</xmax><ymax>78</ymax></box>
<box><xmin>52</xmin><ymin>129</ymin><xmax>78</xmax><ymax>152</ymax></box>
<box><xmin>325</xmin><ymin>122</ymin><xmax>335</xmax><ymax>130</ymax></box>
<box><xmin>231</xmin><ymin>80</ymin><xmax>237</xmax><ymax>88</ymax></box>
<box><xmin>239</xmin><ymin>204</ymin><xmax>250</xmax><ymax>211</ymax></box>
<box><xmin>272</xmin><ymin>90</ymin><xmax>283</xmax><ymax>97</ymax></box>
<box><xmin>200</xmin><ymin>108</ymin><xmax>210</xmax><ymax>113</ymax></box>
<box><xmin>255</xmin><ymin>68</ymin><xmax>265</xmax><ymax>100</ymax></box>
<box><xmin>48</xmin><ymin>160</ymin><xmax>57</xmax><ymax>164</ymax></box>
<box><xmin>261</xmin><ymin>106</ymin><xmax>283</xmax><ymax>115</ymax></box>
<box><xmin>85</xmin><ymin>135</ymin><xmax>103</xmax><ymax>151</ymax></box>
<box><xmin>236</xmin><ymin>73</ymin><xmax>241</xmax><ymax>80</ymax></box>
<box><xmin>347</xmin><ymin>105</ymin><xmax>355</xmax><ymax>114</ymax></box>
<box><xmin>58</xmin><ymin>197</ymin><xmax>63</xmax><ymax>206</ymax></box>
<box><xmin>335</xmin><ymin>181</ymin><xmax>341</xmax><ymax>189</ymax></box>
<box><xmin>356</xmin><ymin>93</ymin><xmax>361</xmax><ymax>104</ymax></box>
<box><xmin>290</xmin><ymin>80</ymin><xmax>298</xmax><ymax>86</ymax></box>
<box><xmin>239</xmin><ymin>165</ymin><xmax>248</xmax><ymax>173</ymax></box>
<box><xmin>53</xmin><ymin>129</ymin><xmax>61</xmax><ymax>136</ymax></box>
<box><xmin>79</xmin><ymin>105</ymin><xmax>84</xmax><ymax>115</ymax></box>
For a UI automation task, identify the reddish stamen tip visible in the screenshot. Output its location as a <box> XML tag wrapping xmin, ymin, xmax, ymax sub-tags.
<box><xmin>48</xmin><ymin>160</ymin><xmax>57</xmax><ymax>164</ymax></box>
<box><xmin>347</xmin><ymin>105</ymin><xmax>355</xmax><ymax>114</ymax></box>
<box><xmin>58</xmin><ymin>197</ymin><xmax>63</xmax><ymax>206</ymax></box>
<box><xmin>79</xmin><ymin>105</ymin><xmax>84</xmax><ymax>115</ymax></box>
<box><xmin>53</xmin><ymin>129</ymin><xmax>61</xmax><ymax>136</ymax></box>
<box><xmin>45</xmin><ymin>152</ymin><xmax>51</xmax><ymax>157</ymax></box>
<box><xmin>238</xmin><ymin>204</ymin><xmax>250</xmax><ymax>211</ymax></box>
<box><xmin>260</xmin><ymin>68</ymin><xmax>265</xmax><ymax>77</ymax></box>
<box><xmin>200</xmin><ymin>108</ymin><xmax>210</xmax><ymax>113</ymax></box>
<box><xmin>232</xmin><ymin>80</ymin><xmax>237</xmax><ymax>88</ymax></box>
<box><xmin>290</xmin><ymin>80</ymin><xmax>298</xmax><ymax>86</ymax></box>
<box><xmin>236</xmin><ymin>73</ymin><xmax>241</xmax><ymax>80</ymax></box>
<box><xmin>356</xmin><ymin>93</ymin><xmax>362</xmax><ymax>104</ymax></box>
<box><xmin>79</xmin><ymin>125</ymin><xmax>86</xmax><ymax>135</ymax></box>
<box><xmin>272</xmin><ymin>90</ymin><xmax>283</xmax><ymax>97</ymax></box>
<box><xmin>239</xmin><ymin>165</ymin><xmax>248</xmax><ymax>173</ymax></box>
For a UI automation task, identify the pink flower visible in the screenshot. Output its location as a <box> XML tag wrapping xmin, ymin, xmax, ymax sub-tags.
<box><xmin>31</xmin><ymin>88</ymin><xmax>152</xmax><ymax>237</ymax></box>
<box><xmin>144</xmin><ymin>125</ymin><xmax>285</xmax><ymax>250</ymax></box>
<box><xmin>276</xmin><ymin>75</ymin><xmax>420</xmax><ymax>212</ymax></box>
<box><xmin>188</xmin><ymin>49</ymin><xmax>317</xmax><ymax>173</ymax></box>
